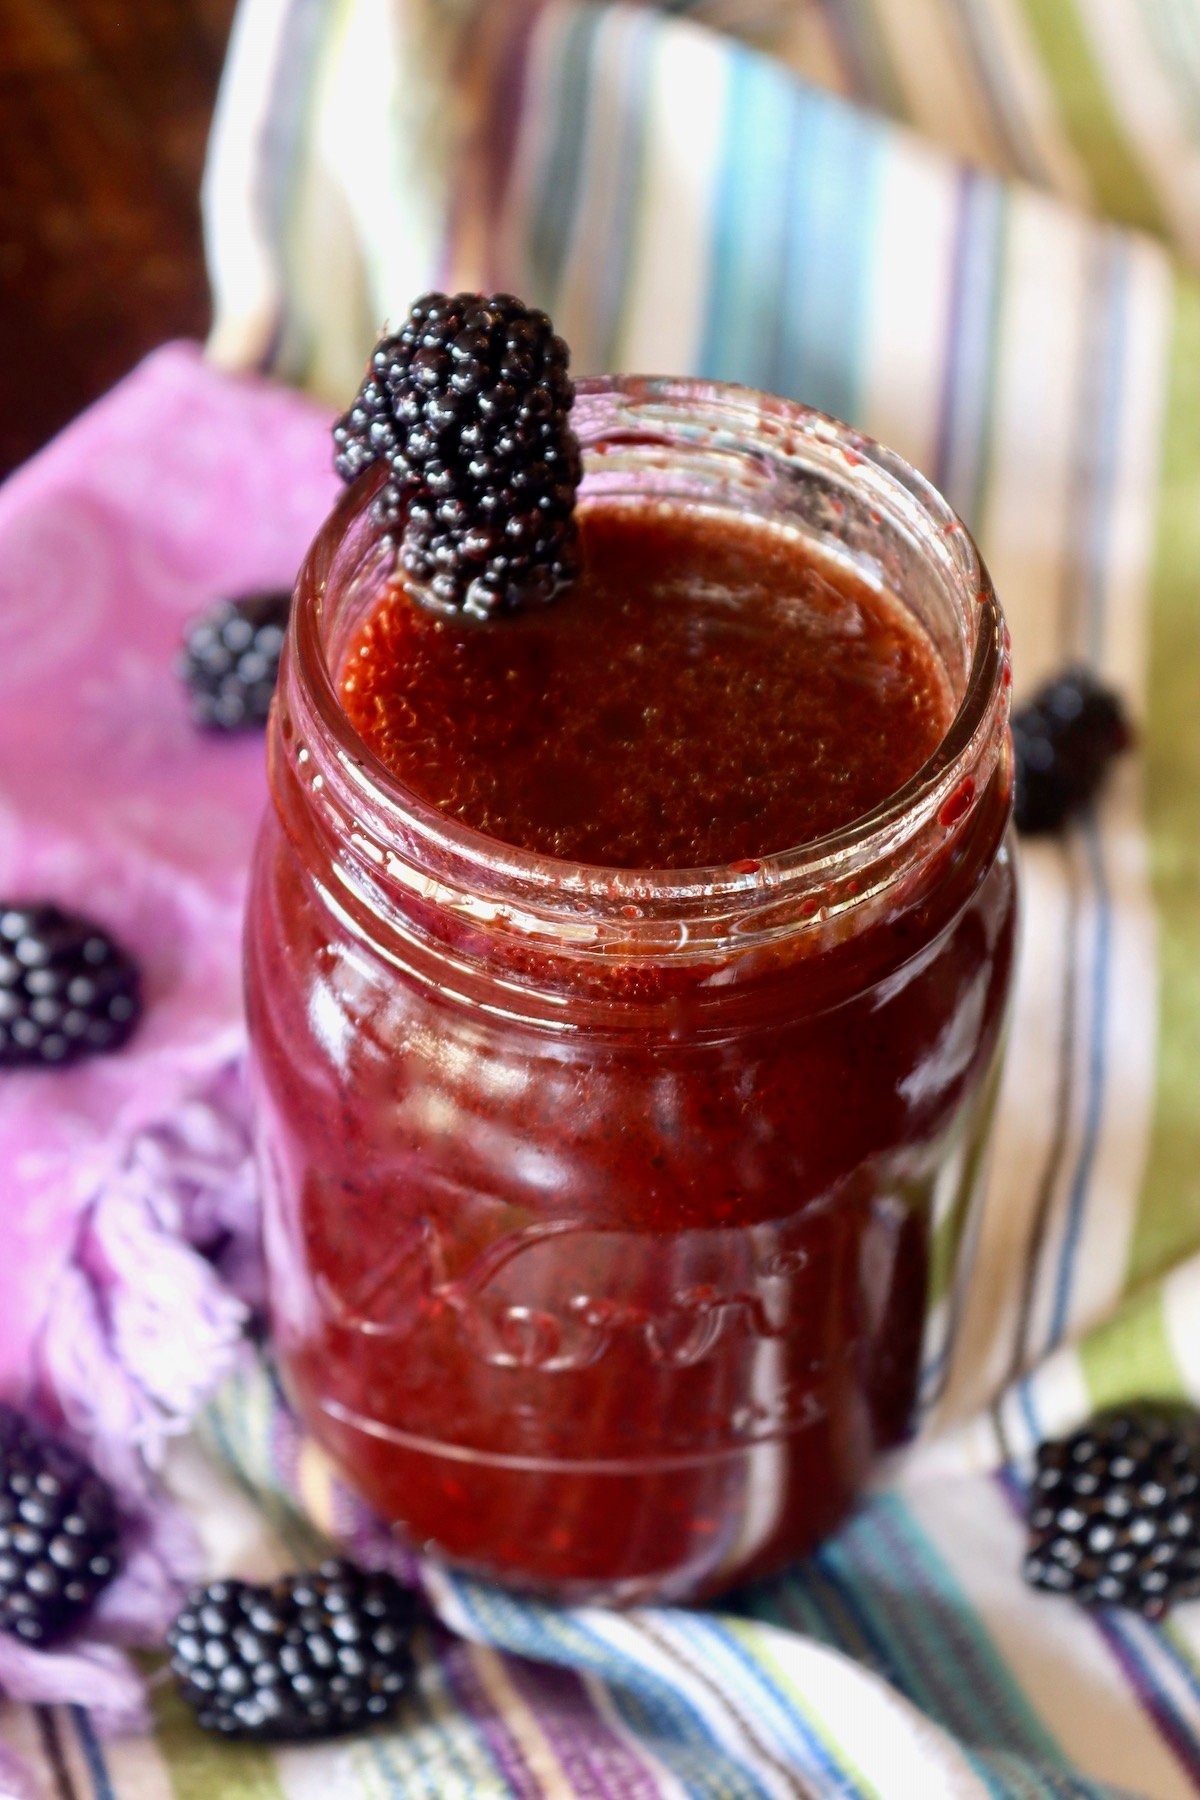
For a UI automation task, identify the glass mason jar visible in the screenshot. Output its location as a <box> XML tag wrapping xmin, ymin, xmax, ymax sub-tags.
<box><xmin>246</xmin><ymin>379</ymin><xmax>1016</xmax><ymax>1604</ymax></box>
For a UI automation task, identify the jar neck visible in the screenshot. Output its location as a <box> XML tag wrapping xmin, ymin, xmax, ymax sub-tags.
<box><xmin>272</xmin><ymin>380</ymin><xmax>1012</xmax><ymax>993</ymax></box>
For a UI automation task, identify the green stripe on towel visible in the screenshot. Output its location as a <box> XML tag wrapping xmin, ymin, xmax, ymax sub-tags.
<box><xmin>1131</xmin><ymin>274</ymin><xmax>1200</xmax><ymax>1284</ymax></box>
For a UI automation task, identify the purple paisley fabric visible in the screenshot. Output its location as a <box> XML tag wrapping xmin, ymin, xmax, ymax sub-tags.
<box><xmin>0</xmin><ymin>343</ymin><xmax>333</xmax><ymax>1718</ymax></box>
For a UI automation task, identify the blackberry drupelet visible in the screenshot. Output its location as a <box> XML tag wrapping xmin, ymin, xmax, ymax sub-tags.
<box><xmin>0</xmin><ymin>905</ymin><xmax>141</xmax><ymax>1069</ymax></box>
<box><xmin>1011</xmin><ymin>666</ymin><xmax>1131</xmax><ymax>834</ymax></box>
<box><xmin>168</xmin><ymin>1560</ymin><xmax>419</xmax><ymax>1740</ymax></box>
<box><xmin>333</xmin><ymin>292</ymin><xmax>582</xmax><ymax>618</ymax></box>
<box><xmin>1025</xmin><ymin>1406</ymin><xmax>1200</xmax><ymax>1617</ymax></box>
<box><xmin>181</xmin><ymin>590</ymin><xmax>292</xmax><ymax>730</ymax></box>
<box><xmin>0</xmin><ymin>1404</ymin><xmax>121</xmax><ymax>1644</ymax></box>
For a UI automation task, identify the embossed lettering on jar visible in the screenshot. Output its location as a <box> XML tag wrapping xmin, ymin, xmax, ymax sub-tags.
<box><xmin>245</xmin><ymin>379</ymin><xmax>1017</xmax><ymax>1604</ymax></box>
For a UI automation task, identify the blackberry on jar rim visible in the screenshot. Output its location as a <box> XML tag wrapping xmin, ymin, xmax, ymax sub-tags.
<box><xmin>333</xmin><ymin>292</ymin><xmax>582</xmax><ymax>619</ymax></box>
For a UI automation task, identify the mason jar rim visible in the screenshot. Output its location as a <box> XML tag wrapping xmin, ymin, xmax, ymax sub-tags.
<box><xmin>284</xmin><ymin>376</ymin><xmax>1010</xmax><ymax>949</ymax></box>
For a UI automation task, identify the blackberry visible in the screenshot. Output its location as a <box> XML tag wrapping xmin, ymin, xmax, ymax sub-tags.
<box><xmin>168</xmin><ymin>1559</ymin><xmax>418</xmax><ymax>1740</ymax></box>
<box><xmin>0</xmin><ymin>1404</ymin><xmax>121</xmax><ymax>1644</ymax></box>
<box><xmin>0</xmin><ymin>905</ymin><xmax>141</xmax><ymax>1069</ymax></box>
<box><xmin>181</xmin><ymin>590</ymin><xmax>291</xmax><ymax>730</ymax></box>
<box><xmin>1012</xmin><ymin>666</ymin><xmax>1131</xmax><ymax>834</ymax></box>
<box><xmin>1025</xmin><ymin>1406</ymin><xmax>1200</xmax><ymax>1617</ymax></box>
<box><xmin>333</xmin><ymin>292</ymin><xmax>582</xmax><ymax>618</ymax></box>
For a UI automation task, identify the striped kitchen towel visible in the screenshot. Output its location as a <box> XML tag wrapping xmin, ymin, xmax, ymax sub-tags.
<box><xmin>198</xmin><ymin>2</ymin><xmax>1198</xmax><ymax>1788</ymax></box>
<box><xmin>3</xmin><ymin>0</ymin><xmax>1198</xmax><ymax>1794</ymax></box>
<box><xmin>651</xmin><ymin>0</ymin><xmax>1200</xmax><ymax>265</ymax></box>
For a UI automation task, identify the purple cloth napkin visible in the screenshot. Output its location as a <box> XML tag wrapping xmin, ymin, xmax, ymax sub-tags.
<box><xmin>0</xmin><ymin>343</ymin><xmax>334</xmax><ymax>1718</ymax></box>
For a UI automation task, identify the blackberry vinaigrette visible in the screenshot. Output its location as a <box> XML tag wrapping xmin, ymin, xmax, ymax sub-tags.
<box><xmin>246</xmin><ymin>376</ymin><xmax>1016</xmax><ymax>1601</ymax></box>
<box><xmin>340</xmin><ymin>503</ymin><xmax>951</xmax><ymax>868</ymax></box>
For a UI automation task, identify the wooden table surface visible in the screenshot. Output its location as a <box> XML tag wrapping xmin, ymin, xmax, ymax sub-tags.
<box><xmin>0</xmin><ymin>0</ymin><xmax>238</xmax><ymax>477</ymax></box>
